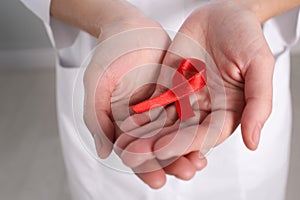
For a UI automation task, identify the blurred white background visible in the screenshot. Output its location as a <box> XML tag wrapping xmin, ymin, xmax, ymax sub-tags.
<box><xmin>0</xmin><ymin>1</ymin><xmax>299</xmax><ymax>200</ymax></box>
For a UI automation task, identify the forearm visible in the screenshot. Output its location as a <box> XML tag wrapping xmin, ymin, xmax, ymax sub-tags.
<box><xmin>235</xmin><ymin>0</ymin><xmax>300</xmax><ymax>23</ymax></box>
<box><xmin>50</xmin><ymin>0</ymin><xmax>144</xmax><ymax>37</ymax></box>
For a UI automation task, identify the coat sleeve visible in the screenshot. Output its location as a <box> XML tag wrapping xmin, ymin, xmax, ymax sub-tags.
<box><xmin>20</xmin><ymin>0</ymin><xmax>80</xmax><ymax>48</ymax></box>
<box><xmin>20</xmin><ymin>0</ymin><xmax>51</xmax><ymax>24</ymax></box>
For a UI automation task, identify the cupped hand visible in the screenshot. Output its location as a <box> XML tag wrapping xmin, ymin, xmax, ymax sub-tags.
<box><xmin>116</xmin><ymin>0</ymin><xmax>274</xmax><ymax>171</ymax></box>
<box><xmin>83</xmin><ymin>12</ymin><xmax>207</xmax><ymax>189</ymax></box>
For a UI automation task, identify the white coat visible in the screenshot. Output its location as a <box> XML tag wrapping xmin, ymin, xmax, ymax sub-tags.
<box><xmin>20</xmin><ymin>0</ymin><xmax>300</xmax><ymax>199</ymax></box>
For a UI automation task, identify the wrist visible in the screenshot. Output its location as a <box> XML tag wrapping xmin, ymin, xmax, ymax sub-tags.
<box><xmin>213</xmin><ymin>0</ymin><xmax>265</xmax><ymax>23</ymax></box>
<box><xmin>50</xmin><ymin>0</ymin><xmax>157</xmax><ymax>38</ymax></box>
<box><xmin>97</xmin><ymin>14</ymin><xmax>162</xmax><ymax>41</ymax></box>
<box><xmin>93</xmin><ymin>1</ymin><xmax>155</xmax><ymax>37</ymax></box>
<box><xmin>229</xmin><ymin>0</ymin><xmax>300</xmax><ymax>23</ymax></box>
<box><xmin>231</xmin><ymin>0</ymin><xmax>268</xmax><ymax>23</ymax></box>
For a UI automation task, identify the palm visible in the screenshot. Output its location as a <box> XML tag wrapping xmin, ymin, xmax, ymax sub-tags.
<box><xmin>116</xmin><ymin>2</ymin><xmax>274</xmax><ymax>166</ymax></box>
<box><xmin>84</xmin><ymin>21</ymin><xmax>208</xmax><ymax>188</ymax></box>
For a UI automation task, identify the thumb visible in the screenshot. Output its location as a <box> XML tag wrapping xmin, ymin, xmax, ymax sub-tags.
<box><xmin>83</xmin><ymin>64</ymin><xmax>115</xmax><ymax>159</ymax></box>
<box><xmin>241</xmin><ymin>53</ymin><xmax>275</xmax><ymax>150</ymax></box>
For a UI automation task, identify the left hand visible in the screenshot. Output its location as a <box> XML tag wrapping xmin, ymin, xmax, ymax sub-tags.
<box><xmin>115</xmin><ymin>0</ymin><xmax>274</xmax><ymax>169</ymax></box>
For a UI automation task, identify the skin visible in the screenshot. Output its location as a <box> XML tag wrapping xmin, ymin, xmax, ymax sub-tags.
<box><xmin>110</xmin><ymin>0</ymin><xmax>300</xmax><ymax>187</ymax></box>
<box><xmin>50</xmin><ymin>0</ymin><xmax>300</xmax><ymax>189</ymax></box>
<box><xmin>51</xmin><ymin>0</ymin><xmax>207</xmax><ymax>189</ymax></box>
<box><xmin>117</xmin><ymin>1</ymin><xmax>274</xmax><ymax>168</ymax></box>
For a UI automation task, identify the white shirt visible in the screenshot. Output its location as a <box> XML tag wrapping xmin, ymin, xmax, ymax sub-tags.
<box><xmin>20</xmin><ymin>0</ymin><xmax>300</xmax><ymax>199</ymax></box>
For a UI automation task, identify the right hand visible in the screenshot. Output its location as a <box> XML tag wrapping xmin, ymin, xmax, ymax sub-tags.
<box><xmin>115</xmin><ymin>0</ymin><xmax>275</xmax><ymax>178</ymax></box>
<box><xmin>83</xmin><ymin>11</ymin><xmax>207</xmax><ymax>188</ymax></box>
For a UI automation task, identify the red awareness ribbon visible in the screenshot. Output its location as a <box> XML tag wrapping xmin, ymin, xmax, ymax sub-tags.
<box><xmin>132</xmin><ymin>58</ymin><xmax>206</xmax><ymax>120</ymax></box>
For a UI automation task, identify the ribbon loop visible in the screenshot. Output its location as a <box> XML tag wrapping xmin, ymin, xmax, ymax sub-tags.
<box><xmin>132</xmin><ymin>58</ymin><xmax>206</xmax><ymax>120</ymax></box>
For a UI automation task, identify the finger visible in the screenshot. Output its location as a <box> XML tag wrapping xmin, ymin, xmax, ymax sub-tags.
<box><xmin>121</xmin><ymin>85</ymin><xmax>178</xmax><ymax>135</ymax></box>
<box><xmin>162</xmin><ymin>152</ymin><xmax>207</xmax><ymax>180</ymax></box>
<box><xmin>84</xmin><ymin>78</ymin><xmax>115</xmax><ymax>158</ymax></box>
<box><xmin>153</xmin><ymin>110</ymin><xmax>241</xmax><ymax>160</ymax></box>
<box><xmin>162</xmin><ymin>156</ymin><xmax>196</xmax><ymax>180</ymax></box>
<box><xmin>134</xmin><ymin>159</ymin><xmax>166</xmax><ymax>189</ymax></box>
<box><xmin>120</xmin><ymin>138</ymin><xmax>156</xmax><ymax>167</ymax></box>
<box><xmin>119</xmin><ymin>105</ymin><xmax>177</xmax><ymax>138</ymax></box>
<box><xmin>117</xmin><ymin>122</ymin><xmax>180</xmax><ymax>168</ymax></box>
<box><xmin>241</xmin><ymin>54</ymin><xmax>274</xmax><ymax>150</ymax></box>
<box><xmin>135</xmin><ymin>153</ymin><xmax>205</xmax><ymax>185</ymax></box>
<box><xmin>113</xmin><ymin>130</ymin><xmax>137</xmax><ymax>156</ymax></box>
<box><xmin>185</xmin><ymin>151</ymin><xmax>207</xmax><ymax>171</ymax></box>
<box><xmin>114</xmin><ymin>106</ymin><xmax>179</xmax><ymax>151</ymax></box>
<box><xmin>119</xmin><ymin>119</ymin><xmax>194</xmax><ymax>166</ymax></box>
<box><xmin>114</xmin><ymin>105</ymin><xmax>180</xmax><ymax>167</ymax></box>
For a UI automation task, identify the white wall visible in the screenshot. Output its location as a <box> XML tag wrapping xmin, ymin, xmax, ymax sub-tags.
<box><xmin>0</xmin><ymin>0</ymin><xmax>54</xmax><ymax>69</ymax></box>
<box><xmin>0</xmin><ymin>0</ymin><xmax>51</xmax><ymax>50</ymax></box>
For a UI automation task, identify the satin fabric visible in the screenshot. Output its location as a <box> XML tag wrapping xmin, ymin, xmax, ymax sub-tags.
<box><xmin>20</xmin><ymin>0</ymin><xmax>299</xmax><ymax>199</ymax></box>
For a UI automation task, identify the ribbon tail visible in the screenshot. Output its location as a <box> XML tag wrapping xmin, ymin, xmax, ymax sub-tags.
<box><xmin>175</xmin><ymin>97</ymin><xmax>195</xmax><ymax>120</ymax></box>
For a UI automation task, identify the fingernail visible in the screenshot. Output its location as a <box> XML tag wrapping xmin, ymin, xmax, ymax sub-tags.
<box><xmin>197</xmin><ymin>152</ymin><xmax>208</xmax><ymax>170</ymax></box>
<box><xmin>94</xmin><ymin>134</ymin><xmax>103</xmax><ymax>156</ymax></box>
<box><xmin>198</xmin><ymin>151</ymin><xmax>206</xmax><ymax>160</ymax></box>
<box><xmin>252</xmin><ymin>124</ymin><xmax>262</xmax><ymax>148</ymax></box>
